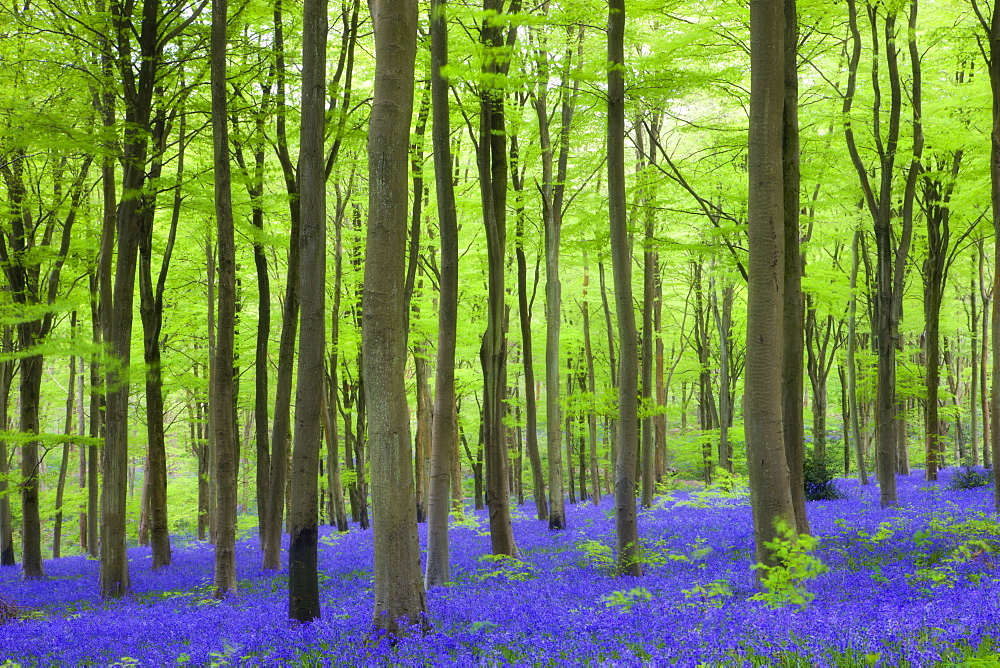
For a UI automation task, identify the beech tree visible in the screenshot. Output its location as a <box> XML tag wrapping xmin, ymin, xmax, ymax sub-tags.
<box><xmin>365</xmin><ymin>0</ymin><xmax>428</xmax><ymax>634</ymax></box>
<box><xmin>287</xmin><ymin>0</ymin><xmax>327</xmax><ymax>622</ymax></box>
<box><xmin>608</xmin><ymin>0</ymin><xmax>641</xmax><ymax>576</ymax></box>
<box><xmin>746</xmin><ymin>0</ymin><xmax>798</xmax><ymax>567</ymax></box>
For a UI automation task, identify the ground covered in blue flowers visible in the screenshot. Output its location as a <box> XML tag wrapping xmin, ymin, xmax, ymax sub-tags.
<box><xmin>4</xmin><ymin>468</ymin><xmax>1000</xmax><ymax>666</ymax></box>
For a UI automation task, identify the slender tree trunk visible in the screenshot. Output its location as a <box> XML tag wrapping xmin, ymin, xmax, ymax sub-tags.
<box><xmin>328</xmin><ymin>201</ymin><xmax>349</xmax><ymax>533</ymax></box>
<box><xmin>286</xmin><ymin>0</ymin><xmax>327</xmax><ymax>621</ymax></box>
<box><xmin>653</xmin><ymin>260</ymin><xmax>667</xmax><ymax>481</ymax></box>
<box><xmin>87</xmin><ymin>295</ymin><xmax>101</xmax><ymax>558</ymax></box>
<box><xmin>979</xmin><ymin>0</ymin><xmax>1000</xmax><ymax>502</ymax></box>
<box><xmin>0</xmin><ymin>327</ymin><xmax>14</xmax><ymax>567</ymax></box>
<box><xmin>413</xmin><ymin>344</ymin><xmax>431</xmax><ymax>523</ymax></box>
<box><xmin>608</xmin><ymin>0</ymin><xmax>641</xmax><ymax>576</ymax></box>
<box><xmin>425</xmin><ymin>0</ymin><xmax>462</xmax><ymax>587</ymax></box>
<box><xmin>251</xmin><ymin>146</ymin><xmax>271</xmax><ymax>546</ymax></box>
<box><xmin>366</xmin><ymin>0</ymin><xmax>428</xmax><ymax>634</ymax></box>
<box><xmin>712</xmin><ymin>283</ymin><xmax>734</xmax><ymax>473</ymax></box>
<box><xmin>263</xmin><ymin>0</ymin><xmax>302</xmax><ymax>568</ymax></box>
<box><xmin>211</xmin><ymin>0</ymin><xmax>238</xmax><ymax>597</ymax></box>
<box><xmin>582</xmin><ymin>255</ymin><xmax>601</xmax><ymax>504</ymax></box>
<box><xmin>477</xmin><ymin>0</ymin><xmax>519</xmax><ymax>556</ymax></box>
<box><xmin>137</xmin><ymin>123</ymin><xmax>183</xmax><ymax>570</ymax></box>
<box><xmin>781</xmin><ymin>0</ymin><xmax>807</xmax><ymax>535</ymax></box>
<box><xmin>848</xmin><ymin>230</ymin><xmax>868</xmax><ymax>484</ymax></box>
<box><xmin>980</xmin><ymin>240</ymin><xmax>991</xmax><ymax>467</ymax></box>
<box><xmin>640</xmin><ymin>155</ymin><xmax>655</xmax><ymax>509</ymax></box>
<box><xmin>53</xmin><ymin>348</ymin><xmax>78</xmax><ymax>560</ymax></box>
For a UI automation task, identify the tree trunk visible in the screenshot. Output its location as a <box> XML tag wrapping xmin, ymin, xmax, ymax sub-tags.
<box><xmin>53</xmin><ymin>349</ymin><xmax>78</xmax><ymax>560</ymax></box>
<box><xmin>477</xmin><ymin>0</ymin><xmax>518</xmax><ymax>557</ymax></box>
<box><xmin>582</xmin><ymin>256</ymin><xmax>601</xmax><ymax>504</ymax></box>
<box><xmin>847</xmin><ymin>230</ymin><xmax>868</xmax><ymax>484</ymax></box>
<box><xmin>971</xmin><ymin>262</ymin><xmax>980</xmax><ymax>466</ymax></box>
<box><xmin>781</xmin><ymin>0</ymin><xmax>808</xmax><ymax>536</ymax></box>
<box><xmin>328</xmin><ymin>197</ymin><xmax>349</xmax><ymax>533</ymax></box>
<box><xmin>286</xmin><ymin>0</ymin><xmax>327</xmax><ymax>621</ymax></box>
<box><xmin>425</xmin><ymin>0</ymin><xmax>462</xmax><ymax>586</ymax></box>
<box><xmin>0</xmin><ymin>327</ymin><xmax>14</xmax><ymax>567</ymax></box>
<box><xmin>137</xmin><ymin>120</ymin><xmax>183</xmax><ymax>570</ymax></box>
<box><xmin>843</xmin><ymin>0</ymin><xmax>912</xmax><ymax>507</ymax></box>
<box><xmin>413</xmin><ymin>344</ymin><xmax>431</xmax><ymax>523</ymax></box>
<box><xmin>211</xmin><ymin>0</ymin><xmax>238</xmax><ymax>597</ymax></box>
<box><xmin>640</xmin><ymin>151</ymin><xmax>656</xmax><ymax>509</ymax></box>
<box><xmin>608</xmin><ymin>0</ymin><xmax>641</xmax><ymax>576</ymax></box>
<box><xmin>746</xmin><ymin>0</ymin><xmax>797</xmax><ymax>569</ymax></box>
<box><xmin>979</xmin><ymin>0</ymin><xmax>1000</xmax><ymax>502</ymax></box>
<box><xmin>263</xmin><ymin>0</ymin><xmax>302</xmax><ymax>568</ymax></box>
<box><xmin>712</xmin><ymin>283</ymin><xmax>734</xmax><ymax>473</ymax></box>
<box><xmin>366</xmin><ymin>0</ymin><xmax>428</xmax><ymax>634</ymax></box>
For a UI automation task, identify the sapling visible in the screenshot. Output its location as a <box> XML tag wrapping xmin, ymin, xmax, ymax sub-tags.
<box><xmin>750</xmin><ymin>519</ymin><xmax>827</xmax><ymax>607</ymax></box>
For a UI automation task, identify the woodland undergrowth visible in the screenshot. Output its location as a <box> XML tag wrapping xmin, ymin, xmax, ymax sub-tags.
<box><xmin>2</xmin><ymin>468</ymin><xmax>1000</xmax><ymax>666</ymax></box>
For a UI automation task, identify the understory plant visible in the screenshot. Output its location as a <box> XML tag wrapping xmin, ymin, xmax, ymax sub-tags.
<box><xmin>751</xmin><ymin>519</ymin><xmax>827</xmax><ymax>607</ymax></box>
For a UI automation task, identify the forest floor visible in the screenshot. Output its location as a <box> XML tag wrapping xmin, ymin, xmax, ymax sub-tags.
<box><xmin>2</xmin><ymin>469</ymin><xmax>1000</xmax><ymax>666</ymax></box>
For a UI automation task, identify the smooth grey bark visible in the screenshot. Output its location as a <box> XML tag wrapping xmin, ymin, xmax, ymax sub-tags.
<box><xmin>781</xmin><ymin>0</ymin><xmax>807</xmax><ymax>536</ymax></box>
<box><xmin>973</xmin><ymin>0</ymin><xmax>1000</xmax><ymax>504</ymax></box>
<box><xmin>263</xmin><ymin>0</ymin><xmax>301</xmax><ymax>568</ymax></box>
<box><xmin>210</xmin><ymin>0</ymin><xmax>238</xmax><ymax>598</ymax></box>
<box><xmin>477</xmin><ymin>0</ymin><xmax>519</xmax><ymax>557</ymax></box>
<box><xmin>287</xmin><ymin>0</ymin><xmax>327</xmax><ymax>623</ymax></box>
<box><xmin>366</xmin><ymin>0</ymin><xmax>428</xmax><ymax>635</ymax></box>
<box><xmin>847</xmin><ymin>230</ymin><xmax>868</xmax><ymax>485</ymax></box>
<box><xmin>843</xmin><ymin>0</ymin><xmax>912</xmax><ymax>507</ymax></box>
<box><xmin>425</xmin><ymin>0</ymin><xmax>461</xmax><ymax>587</ymax></box>
<box><xmin>608</xmin><ymin>0</ymin><xmax>641</xmax><ymax>577</ymax></box>
<box><xmin>102</xmin><ymin>0</ymin><xmax>165</xmax><ymax>599</ymax></box>
<box><xmin>746</xmin><ymin>0</ymin><xmax>797</xmax><ymax>569</ymax></box>
<box><xmin>137</xmin><ymin>112</ymin><xmax>184</xmax><ymax>570</ymax></box>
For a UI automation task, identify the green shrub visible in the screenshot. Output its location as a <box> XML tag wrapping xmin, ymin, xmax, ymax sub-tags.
<box><xmin>750</xmin><ymin>519</ymin><xmax>827</xmax><ymax>608</ymax></box>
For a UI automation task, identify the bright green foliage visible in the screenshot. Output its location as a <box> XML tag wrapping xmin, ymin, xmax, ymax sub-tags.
<box><xmin>750</xmin><ymin>520</ymin><xmax>827</xmax><ymax>608</ymax></box>
<box><xmin>578</xmin><ymin>538</ymin><xmax>615</xmax><ymax>572</ymax></box>
<box><xmin>681</xmin><ymin>578</ymin><xmax>733</xmax><ymax>608</ymax></box>
<box><xmin>468</xmin><ymin>554</ymin><xmax>538</xmax><ymax>583</ymax></box>
<box><xmin>600</xmin><ymin>587</ymin><xmax>652</xmax><ymax>612</ymax></box>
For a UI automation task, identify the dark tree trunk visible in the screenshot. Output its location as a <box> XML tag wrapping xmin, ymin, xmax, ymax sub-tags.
<box><xmin>608</xmin><ymin>0</ymin><xmax>641</xmax><ymax>577</ymax></box>
<box><xmin>53</xmin><ymin>349</ymin><xmax>77</xmax><ymax>560</ymax></box>
<box><xmin>477</xmin><ymin>0</ymin><xmax>519</xmax><ymax>557</ymax></box>
<box><xmin>102</xmin><ymin>0</ymin><xmax>165</xmax><ymax>599</ymax></box>
<box><xmin>781</xmin><ymin>0</ymin><xmax>808</xmax><ymax>536</ymax></box>
<box><xmin>263</xmin><ymin>0</ymin><xmax>301</xmax><ymax>569</ymax></box>
<box><xmin>847</xmin><ymin>230</ymin><xmax>868</xmax><ymax>485</ymax></box>
<box><xmin>137</xmin><ymin>116</ymin><xmax>184</xmax><ymax>570</ymax></box>
<box><xmin>18</xmin><ymin>348</ymin><xmax>45</xmax><ymax>579</ymax></box>
<box><xmin>287</xmin><ymin>0</ymin><xmax>327</xmax><ymax>622</ymax></box>
<box><xmin>0</xmin><ymin>328</ymin><xmax>15</xmax><ymax>566</ymax></box>
<box><xmin>211</xmin><ymin>0</ymin><xmax>238</xmax><ymax>597</ymax></box>
<box><xmin>843</xmin><ymin>0</ymin><xmax>912</xmax><ymax>507</ymax></box>
<box><xmin>425</xmin><ymin>0</ymin><xmax>462</xmax><ymax>586</ymax></box>
<box><xmin>511</xmin><ymin>138</ymin><xmax>548</xmax><ymax>522</ymax></box>
<box><xmin>975</xmin><ymin>0</ymin><xmax>1000</xmax><ymax>502</ymax></box>
<box><xmin>582</xmin><ymin>255</ymin><xmax>601</xmax><ymax>504</ymax></box>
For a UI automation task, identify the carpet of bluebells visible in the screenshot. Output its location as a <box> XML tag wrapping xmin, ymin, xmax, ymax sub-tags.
<box><xmin>4</xmin><ymin>468</ymin><xmax>1000</xmax><ymax>666</ymax></box>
